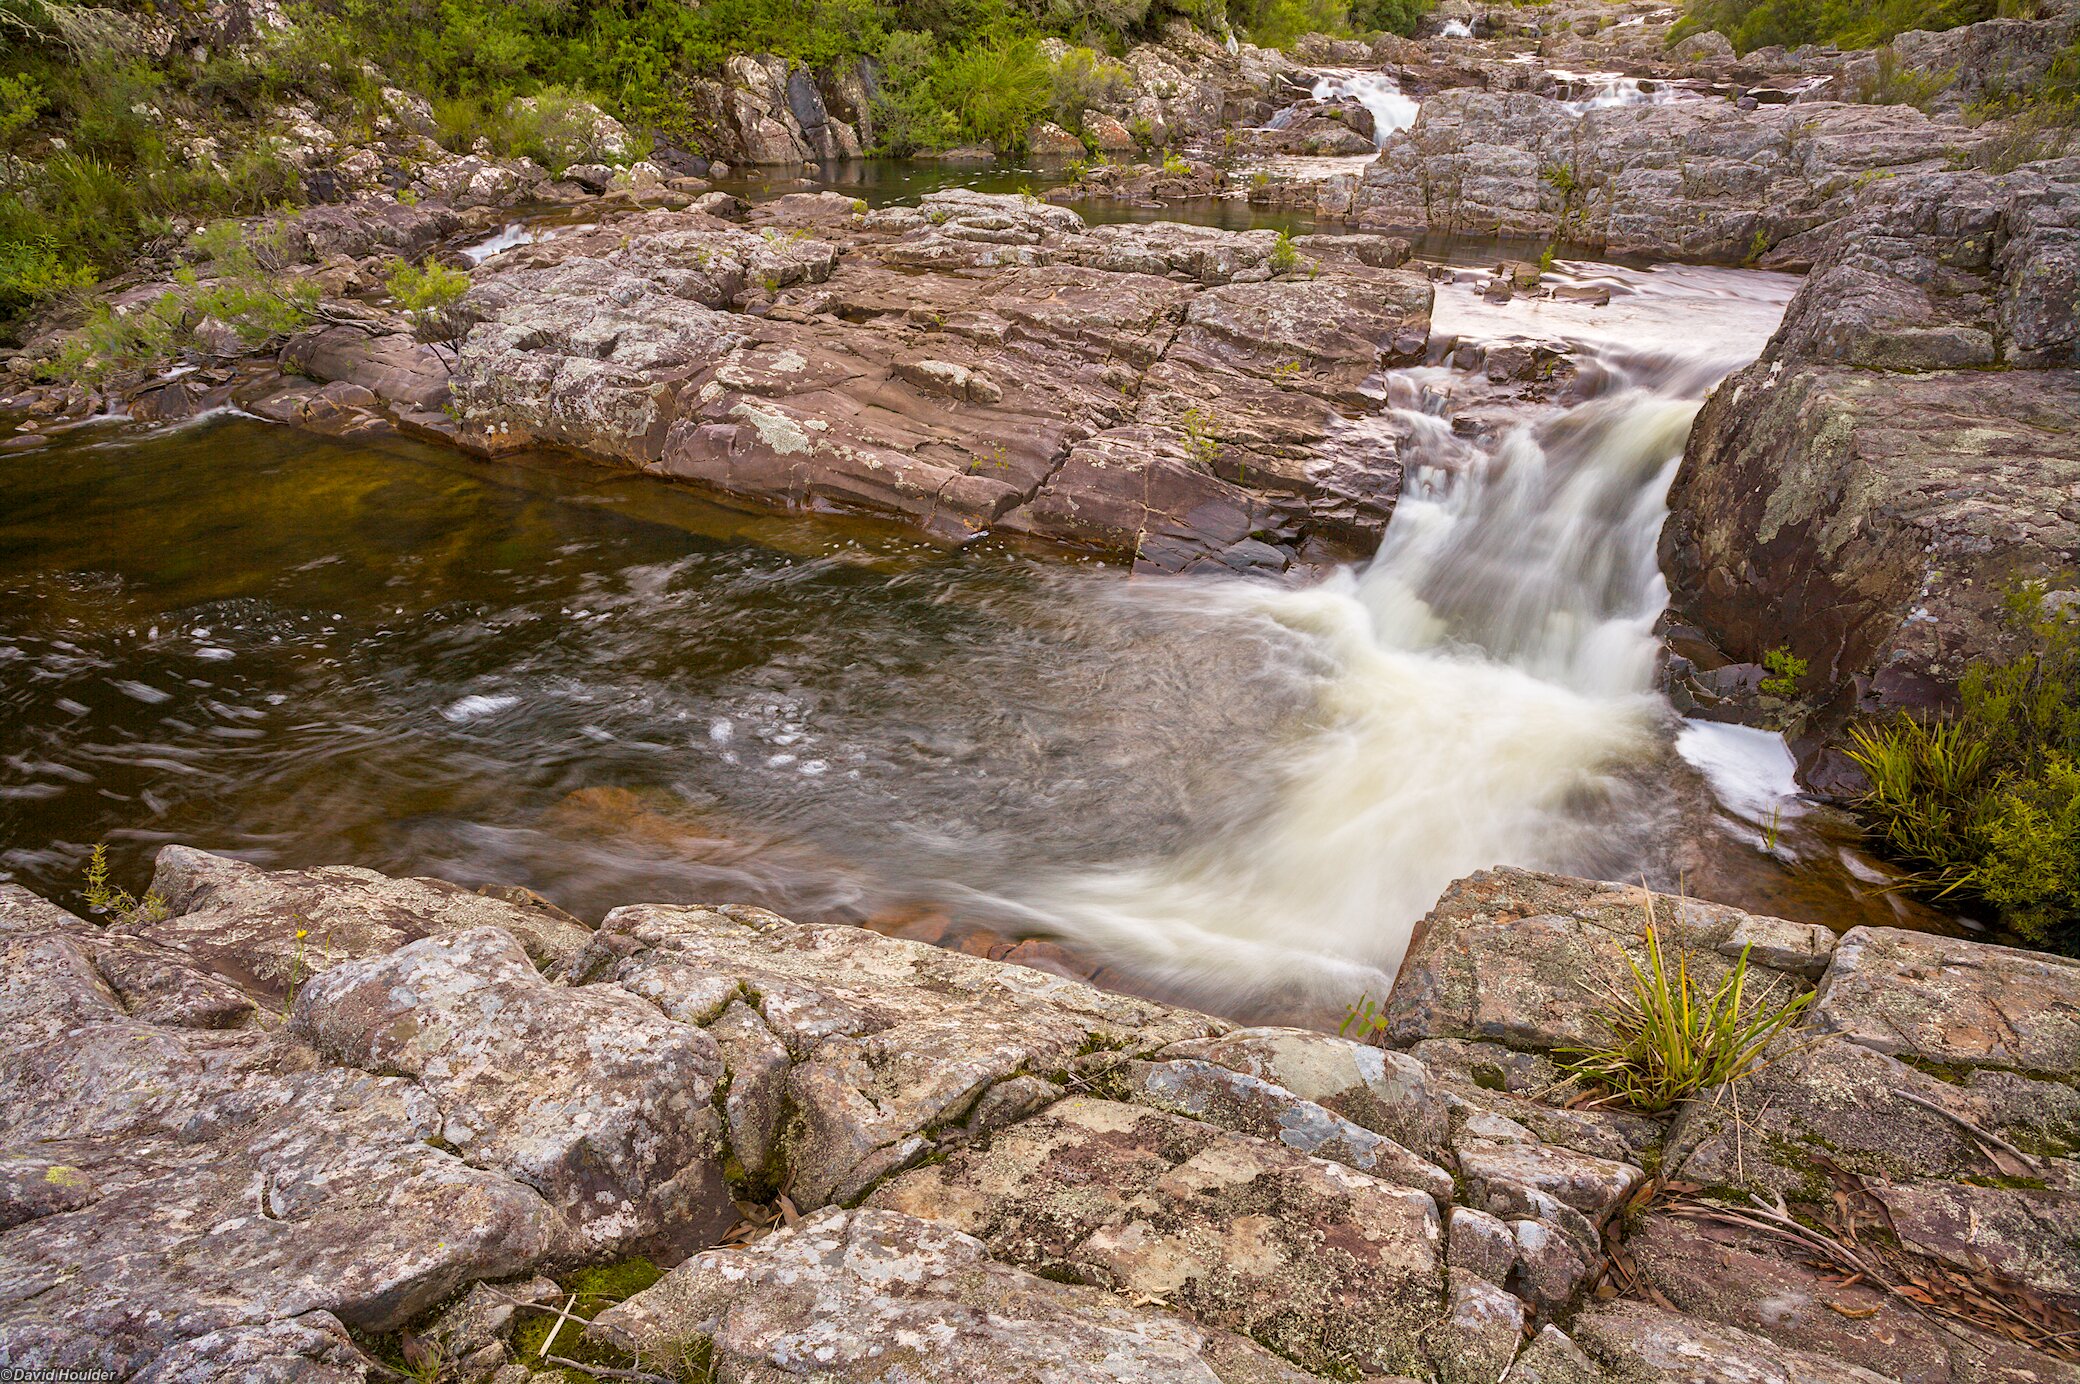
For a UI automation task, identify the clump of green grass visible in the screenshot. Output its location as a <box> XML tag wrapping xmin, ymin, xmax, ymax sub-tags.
<box><xmin>81</xmin><ymin>844</ymin><xmax>169</xmax><ymax>925</ymax></box>
<box><xmin>1852</xmin><ymin>49</ymin><xmax>1957</xmax><ymax>111</ymax></box>
<box><xmin>1559</xmin><ymin>897</ymin><xmax>1812</xmax><ymax>1113</ymax></box>
<box><xmin>1268</xmin><ymin>229</ymin><xmax>1303</xmax><ymax>275</ymax></box>
<box><xmin>1846</xmin><ymin>584</ymin><xmax>2080</xmax><ymax>955</ymax></box>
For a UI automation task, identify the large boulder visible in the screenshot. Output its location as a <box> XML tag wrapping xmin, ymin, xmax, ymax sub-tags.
<box><xmin>1660</xmin><ymin>162</ymin><xmax>2080</xmax><ymax>756</ymax></box>
<box><xmin>1381</xmin><ymin>866</ymin><xmax>1830</xmax><ymax>1052</ymax></box>
<box><xmin>290</xmin><ymin>926</ymin><xmax>736</xmax><ymax>1261</ymax></box>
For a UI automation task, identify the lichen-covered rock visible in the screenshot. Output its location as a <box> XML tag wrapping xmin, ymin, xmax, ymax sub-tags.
<box><xmin>291</xmin><ymin>926</ymin><xmax>736</xmax><ymax>1261</ymax></box>
<box><xmin>1118</xmin><ymin>1058</ymin><xmax>1455</xmax><ymax>1204</ymax></box>
<box><xmin>1423</xmin><ymin>1268</ymin><xmax>1528</xmax><ymax>1384</ymax></box>
<box><xmin>576</xmin><ymin>902</ymin><xmax>1222</xmax><ymax>1205</ymax></box>
<box><xmin>591</xmin><ymin>1207</ymin><xmax>1338</xmax><ymax>1382</ymax></box>
<box><xmin>1809</xmin><ymin>927</ymin><xmax>2080</xmax><ymax>1076</ymax></box>
<box><xmin>1453</xmin><ymin>1137</ymin><xmax>1644</xmax><ymax>1228</ymax></box>
<box><xmin>1569</xmin><ymin>1298</ymin><xmax>1899</xmax><ymax>1384</ymax></box>
<box><xmin>1352</xmin><ymin>93</ymin><xmax>1990</xmax><ymax>264</ymax></box>
<box><xmin>868</xmin><ymin>1097</ymin><xmax>1445</xmax><ymax>1377</ymax></box>
<box><xmin>1382</xmin><ymin>867</ymin><xmax>1823</xmax><ymax>1052</ymax></box>
<box><xmin>1668</xmin><ymin>1031</ymin><xmax>2080</xmax><ymax>1196</ymax></box>
<box><xmin>431</xmin><ymin>195</ymin><xmax>1429</xmax><ymax>571</ymax></box>
<box><xmin>1157</xmin><ymin>1026</ymin><xmax>1452</xmax><ymax>1159</ymax></box>
<box><xmin>1630</xmin><ymin>1212</ymin><xmax>2080</xmax><ymax>1384</ymax></box>
<box><xmin>134</xmin><ymin>845</ymin><xmax>593</xmax><ymax>998</ymax></box>
<box><xmin>126</xmin><ymin>1312</ymin><xmax>374</xmax><ymax>1383</ymax></box>
<box><xmin>1660</xmin><ymin>162</ymin><xmax>2080</xmax><ymax>752</ymax></box>
<box><xmin>1446</xmin><ymin>1205</ymin><xmax>1517</xmax><ymax>1286</ymax></box>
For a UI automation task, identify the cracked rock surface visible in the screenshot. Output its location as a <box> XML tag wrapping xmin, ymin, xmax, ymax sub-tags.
<box><xmin>1</xmin><ymin>853</ymin><xmax>2077</xmax><ymax>1383</ymax></box>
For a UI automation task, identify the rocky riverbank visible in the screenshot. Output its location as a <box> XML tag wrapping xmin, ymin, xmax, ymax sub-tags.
<box><xmin>8</xmin><ymin>189</ymin><xmax>1433</xmax><ymax>576</ymax></box>
<box><xmin>1</xmin><ymin>850</ymin><xmax>2075</xmax><ymax>1381</ymax></box>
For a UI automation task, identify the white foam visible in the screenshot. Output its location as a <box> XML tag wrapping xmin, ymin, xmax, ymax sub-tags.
<box><xmin>1310</xmin><ymin>70</ymin><xmax>1422</xmax><ymax>146</ymax></box>
<box><xmin>441</xmin><ymin>693</ymin><xmax>520</xmax><ymax>722</ymax></box>
<box><xmin>1676</xmin><ymin>720</ymin><xmax>1804</xmax><ymax>824</ymax></box>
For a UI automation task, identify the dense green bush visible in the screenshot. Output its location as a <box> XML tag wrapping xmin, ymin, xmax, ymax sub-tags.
<box><xmin>1847</xmin><ymin>585</ymin><xmax>2080</xmax><ymax>956</ymax></box>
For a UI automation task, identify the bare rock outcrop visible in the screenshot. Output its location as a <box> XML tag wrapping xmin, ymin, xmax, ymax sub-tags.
<box><xmin>430</xmin><ymin>191</ymin><xmax>1432</xmax><ymax>574</ymax></box>
<box><xmin>1352</xmin><ymin>90</ymin><xmax>1993</xmax><ymax>265</ymax></box>
<box><xmin>4</xmin><ymin>852</ymin><xmax>2077</xmax><ymax>1380</ymax></box>
<box><xmin>1659</xmin><ymin>159</ymin><xmax>2080</xmax><ymax>760</ymax></box>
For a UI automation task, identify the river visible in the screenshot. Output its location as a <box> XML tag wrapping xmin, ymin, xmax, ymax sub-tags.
<box><xmin>0</xmin><ymin>198</ymin><xmax>1949</xmax><ymax>1025</ymax></box>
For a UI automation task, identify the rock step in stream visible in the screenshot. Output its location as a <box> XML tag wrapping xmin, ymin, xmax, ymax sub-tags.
<box><xmin>0</xmin><ymin>848</ymin><xmax>2074</xmax><ymax>1381</ymax></box>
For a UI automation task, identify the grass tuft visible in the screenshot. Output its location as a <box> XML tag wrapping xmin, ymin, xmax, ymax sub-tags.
<box><xmin>1558</xmin><ymin>894</ymin><xmax>1812</xmax><ymax>1113</ymax></box>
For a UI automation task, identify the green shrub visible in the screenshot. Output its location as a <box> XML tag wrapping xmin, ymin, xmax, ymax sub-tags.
<box><xmin>1846</xmin><ymin>585</ymin><xmax>2080</xmax><ymax>955</ymax></box>
<box><xmin>1229</xmin><ymin>0</ymin><xmax>1354</xmax><ymax>47</ymax></box>
<box><xmin>1760</xmin><ymin>647</ymin><xmax>1807</xmax><ymax>698</ymax></box>
<box><xmin>1049</xmin><ymin>45</ymin><xmax>1130</xmax><ymax>131</ymax></box>
<box><xmin>40</xmin><ymin>218</ymin><xmax>316</xmax><ymax>382</ymax></box>
<box><xmin>930</xmin><ymin>37</ymin><xmax>1052</xmax><ymax>152</ymax></box>
<box><xmin>1268</xmin><ymin>228</ymin><xmax>1304</xmax><ymax>274</ymax></box>
<box><xmin>1348</xmin><ymin>0</ymin><xmax>1436</xmax><ymax>34</ymax></box>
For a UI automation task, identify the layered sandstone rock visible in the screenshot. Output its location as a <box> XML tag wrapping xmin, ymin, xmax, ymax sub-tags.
<box><xmin>1351</xmin><ymin>90</ymin><xmax>1992</xmax><ymax>264</ymax></box>
<box><xmin>408</xmin><ymin>191</ymin><xmax>1433</xmax><ymax>574</ymax></box>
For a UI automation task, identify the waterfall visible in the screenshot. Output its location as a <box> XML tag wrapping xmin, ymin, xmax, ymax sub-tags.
<box><xmin>1310</xmin><ymin>70</ymin><xmax>1421</xmax><ymax>147</ymax></box>
<box><xmin>987</xmin><ymin>264</ymin><xmax>1797</xmax><ymax>1017</ymax></box>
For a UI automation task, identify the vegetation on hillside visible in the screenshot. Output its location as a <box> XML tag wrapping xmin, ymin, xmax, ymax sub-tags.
<box><xmin>1673</xmin><ymin>0</ymin><xmax>2038</xmax><ymax>52</ymax></box>
<box><xmin>0</xmin><ymin>0</ymin><xmax>1434</xmax><ymax>339</ymax></box>
<box><xmin>1847</xmin><ymin>585</ymin><xmax>2080</xmax><ymax>957</ymax></box>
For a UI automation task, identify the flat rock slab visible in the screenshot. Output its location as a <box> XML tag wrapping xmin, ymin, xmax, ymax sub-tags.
<box><xmin>1667</xmin><ymin>1033</ymin><xmax>2080</xmax><ymax>1198</ymax></box>
<box><xmin>134</xmin><ymin>845</ymin><xmax>593</xmax><ymax>998</ymax></box>
<box><xmin>1630</xmin><ymin>1212</ymin><xmax>2076</xmax><ymax>1384</ymax></box>
<box><xmin>579</xmin><ymin>903</ymin><xmax>1223</xmax><ymax>1204</ymax></box>
<box><xmin>1873</xmin><ymin>1181</ymin><xmax>2080</xmax><ymax>1301</ymax></box>
<box><xmin>1812</xmin><ymin>927</ymin><xmax>2080</xmax><ymax>1077</ymax></box>
<box><xmin>867</xmin><ymin>1096</ymin><xmax>1444</xmax><ymax>1378</ymax></box>
<box><xmin>1383</xmin><ymin>867</ymin><xmax>1823</xmax><ymax>1052</ymax></box>
<box><xmin>1570</xmin><ymin>1298</ymin><xmax>1896</xmax><ymax>1384</ymax></box>
<box><xmin>592</xmin><ymin>1206</ymin><xmax>1336</xmax><ymax>1382</ymax></box>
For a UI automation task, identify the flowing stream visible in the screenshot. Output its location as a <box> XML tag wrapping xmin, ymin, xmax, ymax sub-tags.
<box><xmin>0</xmin><ymin>236</ymin><xmax>1939</xmax><ymax>1024</ymax></box>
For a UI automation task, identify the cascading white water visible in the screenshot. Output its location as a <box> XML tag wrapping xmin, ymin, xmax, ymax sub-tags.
<box><xmin>1555</xmin><ymin>73</ymin><xmax>1687</xmax><ymax>113</ymax></box>
<box><xmin>986</xmin><ymin>263</ymin><xmax>1799</xmax><ymax>1016</ymax></box>
<box><xmin>1310</xmin><ymin>70</ymin><xmax>1421</xmax><ymax>147</ymax></box>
